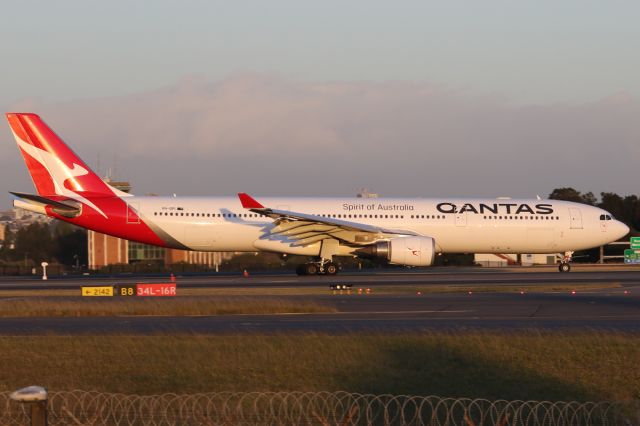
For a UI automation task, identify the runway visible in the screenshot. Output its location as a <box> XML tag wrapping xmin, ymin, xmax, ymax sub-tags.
<box><xmin>0</xmin><ymin>268</ymin><xmax>639</xmax><ymax>334</ymax></box>
<box><xmin>1</xmin><ymin>267</ymin><xmax>640</xmax><ymax>290</ymax></box>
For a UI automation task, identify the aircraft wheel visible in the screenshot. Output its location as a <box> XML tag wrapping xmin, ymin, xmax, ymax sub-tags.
<box><xmin>325</xmin><ymin>263</ymin><xmax>338</xmax><ymax>275</ymax></box>
<box><xmin>305</xmin><ymin>263</ymin><xmax>319</xmax><ymax>275</ymax></box>
<box><xmin>558</xmin><ymin>262</ymin><xmax>571</xmax><ymax>273</ymax></box>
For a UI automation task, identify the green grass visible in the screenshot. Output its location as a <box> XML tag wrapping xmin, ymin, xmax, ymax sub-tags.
<box><xmin>0</xmin><ymin>297</ymin><xmax>335</xmax><ymax>317</ymax></box>
<box><xmin>0</xmin><ymin>332</ymin><xmax>637</xmax><ymax>402</ymax></box>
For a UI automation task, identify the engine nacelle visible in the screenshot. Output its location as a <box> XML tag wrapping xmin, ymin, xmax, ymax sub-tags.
<box><xmin>359</xmin><ymin>236</ymin><xmax>436</xmax><ymax>267</ymax></box>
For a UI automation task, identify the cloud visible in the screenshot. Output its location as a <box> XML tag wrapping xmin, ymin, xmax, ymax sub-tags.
<box><xmin>2</xmin><ymin>75</ymin><xmax>639</xmax><ymax>207</ymax></box>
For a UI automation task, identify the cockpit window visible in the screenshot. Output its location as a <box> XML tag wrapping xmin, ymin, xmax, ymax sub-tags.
<box><xmin>600</xmin><ymin>214</ymin><xmax>613</xmax><ymax>221</ymax></box>
<box><xmin>600</xmin><ymin>214</ymin><xmax>605</xmax><ymax>220</ymax></box>
<box><xmin>606</xmin><ymin>215</ymin><xmax>612</xmax><ymax>220</ymax></box>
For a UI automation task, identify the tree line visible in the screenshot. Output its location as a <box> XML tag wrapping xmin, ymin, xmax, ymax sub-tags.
<box><xmin>0</xmin><ymin>222</ymin><xmax>87</xmax><ymax>267</ymax></box>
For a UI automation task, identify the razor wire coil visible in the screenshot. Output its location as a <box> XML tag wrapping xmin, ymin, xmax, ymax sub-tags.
<box><xmin>1</xmin><ymin>390</ymin><xmax>637</xmax><ymax>425</ymax></box>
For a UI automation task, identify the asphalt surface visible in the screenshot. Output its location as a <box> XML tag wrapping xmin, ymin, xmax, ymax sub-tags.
<box><xmin>0</xmin><ymin>268</ymin><xmax>639</xmax><ymax>334</ymax></box>
<box><xmin>1</xmin><ymin>267</ymin><xmax>640</xmax><ymax>290</ymax></box>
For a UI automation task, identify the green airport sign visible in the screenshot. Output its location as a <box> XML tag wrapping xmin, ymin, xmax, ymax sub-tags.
<box><xmin>624</xmin><ymin>249</ymin><xmax>640</xmax><ymax>264</ymax></box>
<box><xmin>631</xmin><ymin>237</ymin><xmax>640</xmax><ymax>249</ymax></box>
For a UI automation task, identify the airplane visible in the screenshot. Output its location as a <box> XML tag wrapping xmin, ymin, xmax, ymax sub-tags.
<box><xmin>5</xmin><ymin>112</ymin><xmax>630</xmax><ymax>275</ymax></box>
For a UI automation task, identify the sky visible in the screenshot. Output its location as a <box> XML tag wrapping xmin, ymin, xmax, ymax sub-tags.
<box><xmin>1</xmin><ymin>1</ymin><xmax>639</xmax><ymax>209</ymax></box>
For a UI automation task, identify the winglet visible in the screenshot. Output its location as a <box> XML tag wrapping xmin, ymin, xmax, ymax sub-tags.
<box><xmin>238</xmin><ymin>193</ymin><xmax>264</xmax><ymax>209</ymax></box>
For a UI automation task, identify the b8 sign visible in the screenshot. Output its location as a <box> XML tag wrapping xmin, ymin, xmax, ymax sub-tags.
<box><xmin>117</xmin><ymin>285</ymin><xmax>137</xmax><ymax>297</ymax></box>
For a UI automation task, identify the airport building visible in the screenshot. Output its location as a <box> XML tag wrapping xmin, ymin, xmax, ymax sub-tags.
<box><xmin>474</xmin><ymin>253</ymin><xmax>556</xmax><ymax>267</ymax></box>
<box><xmin>88</xmin><ymin>231</ymin><xmax>228</xmax><ymax>269</ymax></box>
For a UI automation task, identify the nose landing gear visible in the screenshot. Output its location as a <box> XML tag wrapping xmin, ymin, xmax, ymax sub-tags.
<box><xmin>557</xmin><ymin>251</ymin><xmax>574</xmax><ymax>272</ymax></box>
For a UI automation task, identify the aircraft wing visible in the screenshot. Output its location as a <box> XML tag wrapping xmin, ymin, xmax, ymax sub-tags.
<box><xmin>238</xmin><ymin>193</ymin><xmax>419</xmax><ymax>246</ymax></box>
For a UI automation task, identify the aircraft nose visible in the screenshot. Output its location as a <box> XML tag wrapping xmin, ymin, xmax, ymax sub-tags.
<box><xmin>615</xmin><ymin>221</ymin><xmax>630</xmax><ymax>240</ymax></box>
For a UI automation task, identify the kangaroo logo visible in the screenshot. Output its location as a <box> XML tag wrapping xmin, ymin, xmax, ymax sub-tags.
<box><xmin>14</xmin><ymin>134</ymin><xmax>109</xmax><ymax>218</ymax></box>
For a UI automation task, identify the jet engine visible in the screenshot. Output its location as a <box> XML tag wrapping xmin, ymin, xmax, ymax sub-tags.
<box><xmin>358</xmin><ymin>236</ymin><xmax>436</xmax><ymax>267</ymax></box>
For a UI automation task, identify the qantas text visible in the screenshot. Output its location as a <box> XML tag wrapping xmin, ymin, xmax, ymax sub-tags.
<box><xmin>436</xmin><ymin>203</ymin><xmax>554</xmax><ymax>215</ymax></box>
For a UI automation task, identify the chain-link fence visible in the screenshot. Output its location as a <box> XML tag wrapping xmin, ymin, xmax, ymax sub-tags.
<box><xmin>1</xmin><ymin>390</ymin><xmax>638</xmax><ymax>426</ymax></box>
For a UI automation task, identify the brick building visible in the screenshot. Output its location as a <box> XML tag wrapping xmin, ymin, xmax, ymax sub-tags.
<box><xmin>87</xmin><ymin>231</ymin><xmax>228</xmax><ymax>268</ymax></box>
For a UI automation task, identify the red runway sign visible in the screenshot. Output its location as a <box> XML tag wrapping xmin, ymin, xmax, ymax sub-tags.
<box><xmin>136</xmin><ymin>283</ymin><xmax>177</xmax><ymax>296</ymax></box>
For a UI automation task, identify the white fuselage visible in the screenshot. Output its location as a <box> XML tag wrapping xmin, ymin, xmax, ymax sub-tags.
<box><xmin>131</xmin><ymin>196</ymin><xmax>629</xmax><ymax>255</ymax></box>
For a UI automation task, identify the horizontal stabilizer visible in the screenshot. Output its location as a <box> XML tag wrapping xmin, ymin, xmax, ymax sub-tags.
<box><xmin>11</xmin><ymin>192</ymin><xmax>81</xmax><ymax>217</ymax></box>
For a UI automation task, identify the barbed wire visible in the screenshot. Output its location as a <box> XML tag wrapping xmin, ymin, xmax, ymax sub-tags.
<box><xmin>1</xmin><ymin>390</ymin><xmax>638</xmax><ymax>425</ymax></box>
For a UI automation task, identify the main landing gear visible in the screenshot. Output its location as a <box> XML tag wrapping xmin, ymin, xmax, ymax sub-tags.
<box><xmin>296</xmin><ymin>260</ymin><xmax>339</xmax><ymax>276</ymax></box>
<box><xmin>558</xmin><ymin>251</ymin><xmax>574</xmax><ymax>272</ymax></box>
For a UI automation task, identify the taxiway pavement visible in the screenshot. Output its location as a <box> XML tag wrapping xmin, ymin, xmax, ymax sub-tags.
<box><xmin>0</xmin><ymin>269</ymin><xmax>638</xmax><ymax>334</ymax></box>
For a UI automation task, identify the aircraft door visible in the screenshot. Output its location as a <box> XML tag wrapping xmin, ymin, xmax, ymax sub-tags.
<box><xmin>569</xmin><ymin>208</ymin><xmax>582</xmax><ymax>229</ymax></box>
<box><xmin>455</xmin><ymin>211</ymin><xmax>467</xmax><ymax>227</ymax></box>
<box><xmin>126</xmin><ymin>203</ymin><xmax>141</xmax><ymax>224</ymax></box>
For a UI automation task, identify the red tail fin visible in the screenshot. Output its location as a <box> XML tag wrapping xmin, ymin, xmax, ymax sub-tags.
<box><xmin>6</xmin><ymin>113</ymin><xmax>116</xmax><ymax>197</ymax></box>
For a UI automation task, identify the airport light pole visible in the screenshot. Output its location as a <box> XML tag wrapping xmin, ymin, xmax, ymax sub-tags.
<box><xmin>41</xmin><ymin>262</ymin><xmax>48</xmax><ymax>280</ymax></box>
